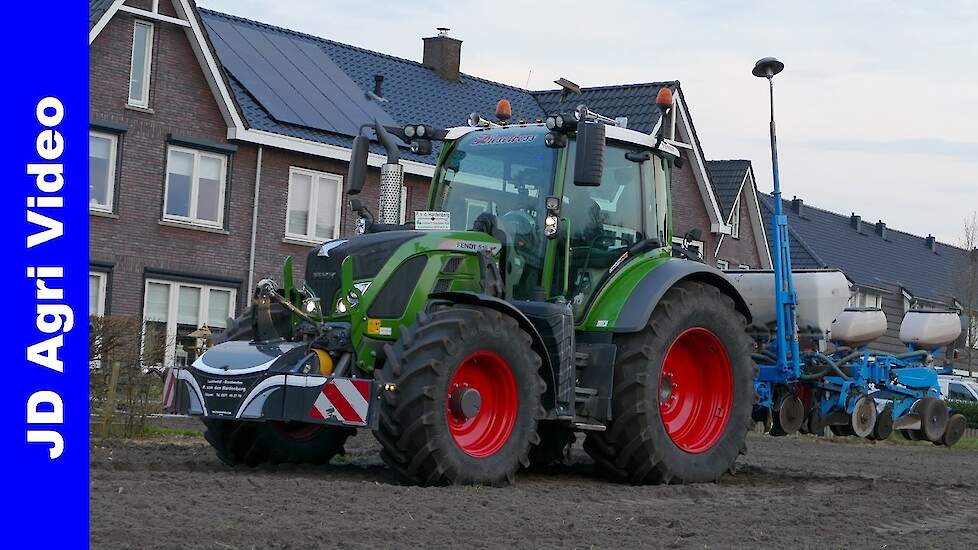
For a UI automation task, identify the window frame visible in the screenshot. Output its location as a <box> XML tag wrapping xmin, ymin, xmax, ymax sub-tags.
<box><xmin>163</xmin><ymin>145</ymin><xmax>228</xmax><ymax>229</ymax></box>
<box><xmin>128</xmin><ymin>20</ymin><xmax>154</xmax><ymax>108</ymax></box>
<box><xmin>90</xmin><ymin>271</ymin><xmax>108</xmax><ymax>317</ymax></box>
<box><xmin>730</xmin><ymin>195</ymin><xmax>742</xmax><ymax>239</ymax></box>
<box><xmin>141</xmin><ymin>278</ymin><xmax>237</xmax><ymax>367</ymax></box>
<box><xmin>89</xmin><ymin>131</ymin><xmax>119</xmax><ymax>213</ymax></box>
<box><xmin>399</xmin><ymin>185</ymin><xmax>408</xmax><ymax>224</ymax></box>
<box><xmin>284</xmin><ymin>167</ymin><xmax>344</xmax><ymax>242</ymax></box>
<box><xmin>850</xmin><ymin>289</ymin><xmax>883</xmax><ymax>309</ymax></box>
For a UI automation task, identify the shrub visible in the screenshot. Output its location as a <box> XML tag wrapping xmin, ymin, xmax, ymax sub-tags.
<box><xmin>948</xmin><ymin>400</ymin><xmax>978</xmax><ymax>428</ymax></box>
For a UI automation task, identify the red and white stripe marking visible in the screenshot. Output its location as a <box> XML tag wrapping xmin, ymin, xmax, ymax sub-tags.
<box><xmin>162</xmin><ymin>368</ymin><xmax>176</xmax><ymax>410</ymax></box>
<box><xmin>309</xmin><ymin>378</ymin><xmax>371</xmax><ymax>426</ymax></box>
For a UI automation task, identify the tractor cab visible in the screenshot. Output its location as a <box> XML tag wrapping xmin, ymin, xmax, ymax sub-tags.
<box><xmin>419</xmin><ymin>114</ymin><xmax>681</xmax><ymax>316</ymax></box>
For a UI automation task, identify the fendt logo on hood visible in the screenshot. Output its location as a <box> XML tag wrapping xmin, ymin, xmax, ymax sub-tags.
<box><xmin>440</xmin><ymin>239</ymin><xmax>502</xmax><ymax>255</ymax></box>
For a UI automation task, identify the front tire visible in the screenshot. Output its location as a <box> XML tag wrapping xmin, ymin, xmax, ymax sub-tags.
<box><xmin>374</xmin><ymin>305</ymin><xmax>546</xmax><ymax>485</ymax></box>
<box><xmin>202</xmin><ymin>419</ymin><xmax>353</xmax><ymax>467</ymax></box>
<box><xmin>584</xmin><ymin>281</ymin><xmax>754</xmax><ymax>484</ymax></box>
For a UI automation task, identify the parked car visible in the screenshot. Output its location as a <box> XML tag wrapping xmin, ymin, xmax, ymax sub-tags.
<box><xmin>938</xmin><ymin>375</ymin><xmax>978</xmax><ymax>402</ymax></box>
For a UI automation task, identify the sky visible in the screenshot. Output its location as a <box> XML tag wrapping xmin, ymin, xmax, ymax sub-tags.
<box><xmin>200</xmin><ymin>0</ymin><xmax>978</xmax><ymax>246</ymax></box>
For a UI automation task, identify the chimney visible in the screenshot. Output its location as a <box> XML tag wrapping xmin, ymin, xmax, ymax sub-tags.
<box><xmin>423</xmin><ymin>27</ymin><xmax>462</xmax><ymax>81</ymax></box>
<box><xmin>373</xmin><ymin>74</ymin><xmax>384</xmax><ymax>98</ymax></box>
<box><xmin>875</xmin><ymin>220</ymin><xmax>888</xmax><ymax>240</ymax></box>
<box><xmin>925</xmin><ymin>234</ymin><xmax>937</xmax><ymax>252</ymax></box>
<box><xmin>850</xmin><ymin>213</ymin><xmax>863</xmax><ymax>233</ymax></box>
<box><xmin>790</xmin><ymin>196</ymin><xmax>804</xmax><ymax>215</ymax></box>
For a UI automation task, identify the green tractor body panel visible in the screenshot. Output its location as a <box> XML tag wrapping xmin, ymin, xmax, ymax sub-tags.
<box><xmin>311</xmin><ymin>229</ymin><xmax>501</xmax><ymax>372</ymax></box>
<box><xmin>577</xmin><ymin>248</ymin><xmax>672</xmax><ymax>331</ymax></box>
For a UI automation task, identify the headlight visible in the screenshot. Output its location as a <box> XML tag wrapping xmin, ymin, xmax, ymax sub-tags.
<box><xmin>335</xmin><ymin>282</ymin><xmax>371</xmax><ymax>314</ymax></box>
<box><xmin>303</xmin><ymin>297</ymin><xmax>318</xmax><ymax>313</ymax></box>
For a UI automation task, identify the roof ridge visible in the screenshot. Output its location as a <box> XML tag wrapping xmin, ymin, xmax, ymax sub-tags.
<box><xmin>198</xmin><ymin>8</ymin><xmax>535</xmax><ymax>94</ymax></box>
<box><xmin>707</xmin><ymin>159</ymin><xmax>752</xmax><ymax>164</ymax></box>
<box><xmin>533</xmin><ymin>80</ymin><xmax>679</xmax><ymax>94</ymax></box>
<box><xmin>758</xmin><ymin>192</ymin><xmax>969</xmax><ymax>251</ymax></box>
<box><xmin>757</xmin><ymin>194</ymin><xmax>828</xmax><ymax>268</ymax></box>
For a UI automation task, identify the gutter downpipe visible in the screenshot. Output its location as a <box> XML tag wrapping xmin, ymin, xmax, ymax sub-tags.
<box><xmin>247</xmin><ymin>145</ymin><xmax>263</xmax><ymax>306</ymax></box>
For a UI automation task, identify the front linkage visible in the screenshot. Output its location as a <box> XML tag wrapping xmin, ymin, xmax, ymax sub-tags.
<box><xmin>163</xmin><ymin>260</ymin><xmax>381</xmax><ymax>432</ymax></box>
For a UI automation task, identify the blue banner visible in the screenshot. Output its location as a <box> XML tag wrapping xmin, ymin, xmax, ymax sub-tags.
<box><xmin>0</xmin><ymin>2</ymin><xmax>89</xmax><ymax>544</ymax></box>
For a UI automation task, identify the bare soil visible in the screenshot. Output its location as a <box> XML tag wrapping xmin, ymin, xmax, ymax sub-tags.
<box><xmin>91</xmin><ymin>421</ymin><xmax>978</xmax><ymax>549</ymax></box>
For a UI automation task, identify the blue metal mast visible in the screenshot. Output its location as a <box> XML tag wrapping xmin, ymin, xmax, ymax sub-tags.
<box><xmin>754</xmin><ymin>57</ymin><xmax>801</xmax><ymax>380</ymax></box>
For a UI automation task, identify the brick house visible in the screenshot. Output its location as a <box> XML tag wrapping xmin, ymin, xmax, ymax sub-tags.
<box><xmin>89</xmin><ymin>0</ymin><xmax>770</xmax><ymax>367</ymax></box>
<box><xmin>759</xmin><ymin>194</ymin><xmax>978</xmax><ymax>372</ymax></box>
<box><xmin>707</xmin><ymin>160</ymin><xmax>772</xmax><ymax>270</ymax></box>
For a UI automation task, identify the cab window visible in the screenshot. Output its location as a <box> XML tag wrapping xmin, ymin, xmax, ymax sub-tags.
<box><xmin>556</xmin><ymin>144</ymin><xmax>646</xmax><ymax>314</ymax></box>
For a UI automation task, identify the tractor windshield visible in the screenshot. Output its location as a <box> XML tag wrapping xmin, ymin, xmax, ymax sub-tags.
<box><xmin>431</xmin><ymin>126</ymin><xmax>558</xmax><ymax>298</ymax></box>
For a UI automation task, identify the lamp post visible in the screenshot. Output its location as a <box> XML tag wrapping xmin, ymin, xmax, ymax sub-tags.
<box><xmin>753</xmin><ymin>56</ymin><xmax>800</xmax><ymax>378</ymax></box>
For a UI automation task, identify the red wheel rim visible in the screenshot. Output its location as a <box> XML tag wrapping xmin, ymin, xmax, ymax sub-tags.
<box><xmin>270</xmin><ymin>421</ymin><xmax>322</xmax><ymax>442</ymax></box>
<box><xmin>659</xmin><ymin>328</ymin><xmax>733</xmax><ymax>454</ymax></box>
<box><xmin>446</xmin><ymin>351</ymin><xmax>518</xmax><ymax>458</ymax></box>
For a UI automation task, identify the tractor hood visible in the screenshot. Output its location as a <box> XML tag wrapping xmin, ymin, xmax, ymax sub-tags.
<box><xmin>305</xmin><ymin>231</ymin><xmax>423</xmax><ymax>305</ymax></box>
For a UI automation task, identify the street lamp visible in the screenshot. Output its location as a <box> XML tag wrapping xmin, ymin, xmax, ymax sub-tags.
<box><xmin>753</xmin><ymin>56</ymin><xmax>800</xmax><ymax>379</ymax></box>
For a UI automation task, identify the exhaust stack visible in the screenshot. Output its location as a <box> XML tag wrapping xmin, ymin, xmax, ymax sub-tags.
<box><xmin>379</xmin><ymin>163</ymin><xmax>404</xmax><ymax>224</ymax></box>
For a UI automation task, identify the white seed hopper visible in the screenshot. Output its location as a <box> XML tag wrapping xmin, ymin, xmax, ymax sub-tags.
<box><xmin>724</xmin><ymin>269</ymin><xmax>852</xmax><ymax>335</ymax></box>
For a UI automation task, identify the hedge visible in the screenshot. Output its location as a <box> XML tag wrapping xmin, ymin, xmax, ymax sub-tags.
<box><xmin>948</xmin><ymin>400</ymin><xmax>978</xmax><ymax>429</ymax></box>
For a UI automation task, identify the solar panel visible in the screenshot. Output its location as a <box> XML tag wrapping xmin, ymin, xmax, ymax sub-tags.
<box><xmin>205</xmin><ymin>18</ymin><xmax>395</xmax><ymax>136</ymax></box>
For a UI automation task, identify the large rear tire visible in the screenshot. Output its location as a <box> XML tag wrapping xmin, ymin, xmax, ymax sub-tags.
<box><xmin>584</xmin><ymin>281</ymin><xmax>754</xmax><ymax>484</ymax></box>
<box><xmin>374</xmin><ymin>305</ymin><xmax>546</xmax><ymax>485</ymax></box>
<box><xmin>202</xmin><ymin>419</ymin><xmax>353</xmax><ymax>467</ymax></box>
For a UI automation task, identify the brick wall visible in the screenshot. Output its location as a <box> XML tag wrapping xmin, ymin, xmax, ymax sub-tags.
<box><xmin>252</xmin><ymin>149</ymin><xmax>430</xmax><ymax>289</ymax></box>
<box><xmin>670</xmin><ymin>154</ymin><xmax>719</xmax><ymax>265</ymax></box>
<box><xmin>90</xmin><ymin>10</ymin><xmax>258</xmax><ymax>318</ymax></box>
<box><xmin>716</xmin><ymin>182</ymin><xmax>764</xmax><ymax>269</ymax></box>
<box><xmin>90</xmin><ymin>9</ymin><xmax>432</xmax><ymax>320</ymax></box>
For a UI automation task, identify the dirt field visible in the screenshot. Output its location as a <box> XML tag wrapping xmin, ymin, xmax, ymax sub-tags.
<box><xmin>91</xmin><ymin>420</ymin><xmax>978</xmax><ymax>549</ymax></box>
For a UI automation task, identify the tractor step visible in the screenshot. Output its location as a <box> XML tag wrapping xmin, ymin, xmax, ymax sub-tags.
<box><xmin>573</xmin><ymin>421</ymin><xmax>607</xmax><ymax>432</ymax></box>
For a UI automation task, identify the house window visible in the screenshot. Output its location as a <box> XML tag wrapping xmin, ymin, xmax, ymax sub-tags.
<box><xmin>142</xmin><ymin>279</ymin><xmax>236</xmax><ymax>367</ymax></box>
<box><xmin>903</xmin><ymin>291</ymin><xmax>911</xmax><ymax>312</ymax></box>
<box><xmin>850</xmin><ymin>289</ymin><xmax>883</xmax><ymax>309</ymax></box>
<box><xmin>89</xmin><ymin>131</ymin><xmax>118</xmax><ymax>212</ymax></box>
<box><xmin>738</xmin><ymin>264</ymin><xmax>751</xmax><ymax>270</ymax></box>
<box><xmin>164</xmin><ymin>146</ymin><xmax>227</xmax><ymax>228</ymax></box>
<box><xmin>89</xmin><ymin>272</ymin><xmax>107</xmax><ymax>317</ymax></box>
<box><xmin>730</xmin><ymin>196</ymin><xmax>741</xmax><ymax>239</ymax></box>
<box><xmin>128</xmin><ymin>21</ymin><xmax>154</xmax><ymax>108</ymax></box>
<box><xmin>970</xmin><ymin>316</ymin><xmax>978</xmax><ymax>350</ymax></box>
<box><xmin>672</xmin><ymin>236</ymin><xmax>704</xmax><ymax>256</ymax></box>
<box><xmin>286</xmin><ymin>167</ymin><xmax>343</xmax><ymax>241</ymax></box>
<box><xmin>399</xmin><ymin>186</ymin><xmax>408</xmax><ymax>224</ymax></box>
<box><xmin>717</xmin><ymin>259</ymin><xmax>729</xmax><ymax>270</ymax></box>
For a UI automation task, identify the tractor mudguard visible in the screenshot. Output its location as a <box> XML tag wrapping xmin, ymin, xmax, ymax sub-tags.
<box><xmin>611</xmin><ymin>259</ymin><xmax>752</xmax><ymax>333</ymax></box>
<box><xmin>428</xmin><ymin>291</ymin><xmax>560</xmax><ymax>412</ymax></box>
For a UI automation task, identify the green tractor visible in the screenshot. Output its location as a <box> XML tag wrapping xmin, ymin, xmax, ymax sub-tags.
<box><xmin>164</xmin><ymin>92</ymin><xmax>755</xmax><ymax>485</ymax></box>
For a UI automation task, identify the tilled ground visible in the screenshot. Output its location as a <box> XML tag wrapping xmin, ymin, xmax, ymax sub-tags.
<box><xmin>91</xmin><ymin>422</ymin><xmax>978</xmax><ymax>549</ymax></box>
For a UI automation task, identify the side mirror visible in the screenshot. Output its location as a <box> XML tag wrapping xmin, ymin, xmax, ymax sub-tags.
<box><xmin>346</xmin><ymin>135</ymin><xmax>369</xmax><ymax>195</ymax></box>
<box><xmin>574</xmin><ymin>122</ymin><xmax>605</xmax><ymax>186</ymax></box>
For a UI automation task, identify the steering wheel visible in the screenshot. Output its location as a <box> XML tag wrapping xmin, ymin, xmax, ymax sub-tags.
<box><xmin>499</xmin><ymin>209</ymin><xmax>539</xmax><ymax>255</ymax></box>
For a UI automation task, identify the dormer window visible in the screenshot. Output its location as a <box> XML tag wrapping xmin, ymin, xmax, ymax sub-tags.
<box><xmin>128</xmin><ymin>21</ymin><xmax>154</xmax><ymax>107</ymax></box>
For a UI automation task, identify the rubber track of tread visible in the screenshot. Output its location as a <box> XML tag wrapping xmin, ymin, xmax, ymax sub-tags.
<box><xmin>375</xmin><ymin>306</ymin><xmax>546</xmax><ymax>485</ymax></box>
<box><xmin>583</xmin><ymin>281</ymin><xmax>755</xmax><ymax>484</ymax></box>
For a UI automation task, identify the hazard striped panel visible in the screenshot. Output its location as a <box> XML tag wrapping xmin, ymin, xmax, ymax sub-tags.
<box><xmin>309</xmin><ymin>378</ymin><xmax>372</xmax><ymax>426</ymax></box>
<box><xmin>162</xmin><ymin>368</ymin><xmax>177</xmax><ymax>411</ymax></box>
